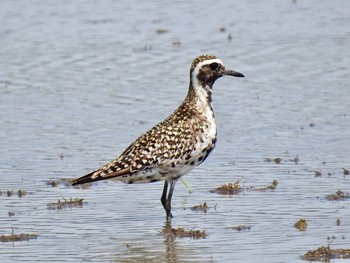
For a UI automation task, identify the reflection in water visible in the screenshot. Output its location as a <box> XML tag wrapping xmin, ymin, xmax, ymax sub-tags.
<box><xmin>111</xmin><ymin>220</ymin><xmax>207</xmax><ymax>263</ymax></box>
<box><xmin>163</xmin><ymin>220</ymin><xmax>179</xmax><ymax>263</ymax></box>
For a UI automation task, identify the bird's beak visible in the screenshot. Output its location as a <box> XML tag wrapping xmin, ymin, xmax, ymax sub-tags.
<box><xmin>224</xmin><ymin>69</ymin><xmax>245</xmax><ymax>77</ymax></box>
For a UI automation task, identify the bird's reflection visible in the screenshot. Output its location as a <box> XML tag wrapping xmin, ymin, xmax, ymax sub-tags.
<box><xmin>112</xmin><ymin>219</ymin><xmax>207</xmax><ymax>263</ymax></box>
<box><xmin>162</xmin><ymin>219</ymin><xmax>178</xmax><ymax>263</ymax></box>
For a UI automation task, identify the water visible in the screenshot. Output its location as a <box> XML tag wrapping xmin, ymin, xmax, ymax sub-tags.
<box><xmin>0</xmin><ymin>0</ymin><xmax>349</xmax><ymax>262</ymax></box>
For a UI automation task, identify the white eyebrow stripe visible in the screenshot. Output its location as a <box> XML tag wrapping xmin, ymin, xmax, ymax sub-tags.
<box><xmin>192</xmin><ymin>58</ymin><xmax>223</xmax><ymax>78</ymax></box>
<box><xmin>191</xmin><ymin>58</ymin><xmax>224</xmax><ymax>89</ymax></box>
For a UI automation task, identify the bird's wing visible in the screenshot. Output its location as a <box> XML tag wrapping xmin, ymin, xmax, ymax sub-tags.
<box><xmin>71</xmin><ymin>132</ymin><xmax>160</xmax><ymax>185</ymax></box>
<box><xmin>72</xmin><ymin>109</ymin><xmax>201</xmax><ymax>186</ymax></box>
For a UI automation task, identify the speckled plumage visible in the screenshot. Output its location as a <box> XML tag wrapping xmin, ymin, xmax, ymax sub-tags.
<box><xmin>72</xmin><ymin>55</ymin><xmax>244</xmax><ymax>218</ymax></box>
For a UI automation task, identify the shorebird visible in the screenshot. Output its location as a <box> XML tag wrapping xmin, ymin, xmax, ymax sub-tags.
<box><xmin>72</xmin><ymin>55</ymin><xmax>244</xmax><ymax>219</ymax></box>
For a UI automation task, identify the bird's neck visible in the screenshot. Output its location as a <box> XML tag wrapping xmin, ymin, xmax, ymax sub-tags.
<box><xmin>187</xmin><ymin>80</ymin><xmax>213</xmax><ymax>112</ymax></box>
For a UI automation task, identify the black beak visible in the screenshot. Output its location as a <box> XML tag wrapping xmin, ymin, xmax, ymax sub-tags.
<box><xmin>224</xmin><ymin>69</ymin><xmax>245</xmax><ymax>78</ymax></box>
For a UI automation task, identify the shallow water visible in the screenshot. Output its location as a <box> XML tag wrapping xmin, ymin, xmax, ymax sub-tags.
<box><xmin>0</xmin><ymin>0</ymin><xmax>350</xmax><ymax>262</ymax></box>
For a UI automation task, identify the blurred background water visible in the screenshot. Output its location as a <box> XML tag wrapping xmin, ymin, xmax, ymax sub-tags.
<box><xmin>0</xmin><ymin>0</ymin><xmax>349</xmax><ymax>262</ymax></box>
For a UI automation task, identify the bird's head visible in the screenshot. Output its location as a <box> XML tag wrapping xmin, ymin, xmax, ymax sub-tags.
<box><xmin>190</xmin><ymin>55</ymin><xmax>244</xmax><ymax>88</ymax></box>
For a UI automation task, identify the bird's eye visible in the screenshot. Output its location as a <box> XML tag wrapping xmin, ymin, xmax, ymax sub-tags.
<box><xmin>209</xmin><ymin>62</ymin><xmax>218</xmax><ymax>70</ymax></box>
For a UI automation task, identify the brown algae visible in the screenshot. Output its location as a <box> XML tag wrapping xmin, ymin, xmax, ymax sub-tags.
<box><xmin>253</xmin><ymin>180</ymin><xmax>278</xmax><ymax>191</ymax></box>
<box><xmin>294</xmin><ymin>218</ymin><xmax>307</xmax><ymax>231</ymax></box>
<box><xmin>291</xmin><ymin>155</ymin><xmax>299</xmax><ymax>164</ymax></box>
<box><xmin>210</xmin><ymin>181</ymin><xmax>242</xmax><ymax>195</ymax></box>
<box><xmin>0</xmin><ymin>189</ymin><xmax>27</xmax><ymax>197</ymax></box>
<box><xmin>8</xmin><ymin>211</ymin><xmax>15</xmax><ymax>217</ymax></box>
<box><xmin>314</xmin><ymin>170</ymin><xmax>322</xmax><ymax>177</ymax></box>
<box><xmin>264</xmin><ymin>157</ymin><xmax>282</xmax><ymax>164</ymax></box>
<box><xmin>17</xmin><ymin>189</ymin><xmax>27</xmax><ymax>198</ymax></box>
<box><xmin>191</xmin><ymin>202</ymin><xmax>209</xmax><ymax>213</ymax></box>
<box><xmin>229</xmin><ymin>225</ymin><xmax>251</xmax><ymax>232</ymax></box>
<box><xmin>303</xmin><ymin>246</ymin><xmax>350</xmax><ymax>261</ymax></box>
<box><xmin>162</xmin><ymin>227</ymin><xmax>207</xmax><ymax>239</ymax></box>
<box><xmin>1</xmin><ymin>233</ymin><xmax>38</xmax><ymax>242</ymax></box>
<box><xmin>325</xmin><ymin>190</ymin><xmax>350</xmax><ymax>201</ymax></box>
<box><xmin>47</xmin><ymin>197</ymin><xmax>85</xmax><ymax>210</ymax></box>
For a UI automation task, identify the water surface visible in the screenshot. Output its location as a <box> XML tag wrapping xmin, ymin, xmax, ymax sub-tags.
<box><xmin>0</xmin><ymin>0</ymin><xmax>349</xmax><ymax>262</ymax></box>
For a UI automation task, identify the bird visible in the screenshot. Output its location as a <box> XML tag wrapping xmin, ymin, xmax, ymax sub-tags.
<box><xmin>72</xmin><ymin>55</ymin><xmax>244</xmax><ymax>219</ymax></box>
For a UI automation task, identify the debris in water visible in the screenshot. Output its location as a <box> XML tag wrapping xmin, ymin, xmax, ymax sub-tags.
<box><xmin>274</xmin><ymin>158</ymin><xmax>282</xmax><ymax>164</ymax></box>
<box><xmin>210</xmin><ymin>181</ymin><xmax>242</xmax><ymax>195</ymax></box>
<box><xmin>162</xmin><ymin>227</ymin><xmax>207</xmax><ymax>239</ymax></box>
<box><xmin>253</xmin><ymin>180</ymin><xmax>278</xmax><ymax>191</ymax></box>
<box><xmin>343</xmin><ymin>168</ymin><xmax>349</xmax><ymax>176</ymax></box>
<box><xmin>0</xmin><ymin>189</ymin><xmax>28</xmax><ymax>197</ymax></box>
<box><xmin>17</xmin><ymin>189</ymin><xmax>26</xmax><ymax>198</ymax></box>
<box><xmin>228</xmin><ymin>161</ymin><xmax>236</xmax><ymax>165</ymax></box>
<box><xmin>303</xmin><ymin>246</ymin><xmax>350</xmax><ymax>261</ymax></box>
<box><xmin>228</xmin><ymin>225</ymin><xmax>251</xmax><ymax>232</ymax></box>
<box><xmin>156</xmin><ymin>28</ymin><xmax>167</xmax><ymax>34</ymax></box>
<box><xmin>325</xmin><ymin>190</ymin><xmax>350</xmax><ymax>201</ymax></box>
<box><xmin>1</xmin><ymin>228</ymin><xmax>38</xmax><ymax>242</ymax></box>
<box><xmin>47</xmin><ymin>197</ymin><xmax>85</xmax><ymax>210</ymax></box>
<box><xmin>291</xmin><ymin>155</ymin><xmax>299</xmax><ymax>164</ymax></box>
<box><xmin>294</xmin><ymin>218</ymin><xmax>307</xmax><ymax>231</ymax></box>
<box><xmin>46</xmin><ymin>178</ymin><xmax>91</xmax><ymax>188</ymax></box>
<box><xmin>49</xmin><ymin>180</ymin><xmax>59</xmax><ymax>187</ymax></box>
<box><xmin>8</xmin><ymin>211</ymin><xmax>15</xmax><ymax>217</ymax></box>
<box><xmin>264</xmin><ymin>157</ymin><xmax>282</xmax><ymax>164</ymax></box>
<box><xmin>191</xmin><ymin>202</ymin><xmax>209</xmax><ymax>213</ymax></box>
<box><xmin>336</xmin><ymin>219</ymin><xmax>341</xmax><ymax>226</ymax></box>
<box><xmin>314</xmin><ymin>170</ymin><xmax>322</xmax><ymax>177</ymax></box>
<box><xmin>172</xmin><ymin>38</ymin><xmax>181</xmax><ymax>46</ymax></box>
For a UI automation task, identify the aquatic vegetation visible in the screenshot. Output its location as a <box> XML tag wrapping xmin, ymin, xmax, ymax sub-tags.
<box><xmin>253</xmin><ymin>180</ymin><xmax>278</xmax><ymax>191</ymax></box>
<box><xmin>17</xmin><ymin>189</ymin><xmax>27</xmax><ymax>198</ymax></box>
<box><xmin>0</xmin><ymin>189</ymin><xmax>27</xmax><ymax>198</ymax></box>
<box><xmin>191</xmin><ymin>202</ymin><xmax>209</xmax><ymax>213</ymax></box>
<box><xmin>210</xmin><ymin>181</ymin><xmax>242</xmax><ymax>195</ymax></box>
<box><xmin>47</xmin><ymin>197</ymin><xmax>85</xmax><ymax>210</ymax></box>
<box><xmin>156</xmin><ymin>28</ymin><xmax>167</xmax><ymax>34</ymax></box>
<box><xmin>303</xmin><ymin>246</ymin><xmax>350</xmax><ymax>261</ymax></box>
<box><xmin>1</xmin><ymin>229</ymin><xmax>38</xmax><ymax>243</ymax></box>
<box><xmin>291</xmin><ymin>155</ymin><xmax>299</xmax><ymax>164</ymax></box>
<box><xmin>264</xmin><ymin>157</ymin><xmax>282</xmax><ymax>164</ymax></box>
<box><xmin>294</xmin><ymin>218</ymin><xmax>307</xmax><ymax>231</ymax></box>
<box><xmin>325</xmin><ymin>190</ymin><xmax>350</xmax><ymax>201</ymax></box>
<box><xmin>162</xmin><ymin>227</ymin><xmax>207</xmax><ymax>239</ymax></box>
<box><xmin>8</xmin><ymin>211</ymin><xmax>15</xmax><ymax>217</ymax></box>
<box><xmin>229</xmin><ymin>225</ymin><xmax>251</xmax><ymax>232</ymax></box>
<box><xmin>314</xmin><ymin>170</ymin><xmax>322</xmax><ymax>177</ymax></box>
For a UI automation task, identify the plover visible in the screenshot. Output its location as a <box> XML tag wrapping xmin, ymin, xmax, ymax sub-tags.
<box><xmin>72</xmin><ymin>55</ymin><xmax>244</xmax><ymax>218</ymax></box>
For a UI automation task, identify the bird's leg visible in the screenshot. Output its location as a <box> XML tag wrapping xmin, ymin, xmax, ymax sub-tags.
<box><xmin>161</xmin><ymin>180</ymin><xmax>168</xmax><ymax>211</ymax></box>
<box><xmin>160</xmin><ymin>179</ymin><xmax>177</xmax><ymax>219</ymax></box>
<box><xmin>165</xmin><ymin>180</ymin><xmax>177</xmax><ymax>219</ymax></box>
